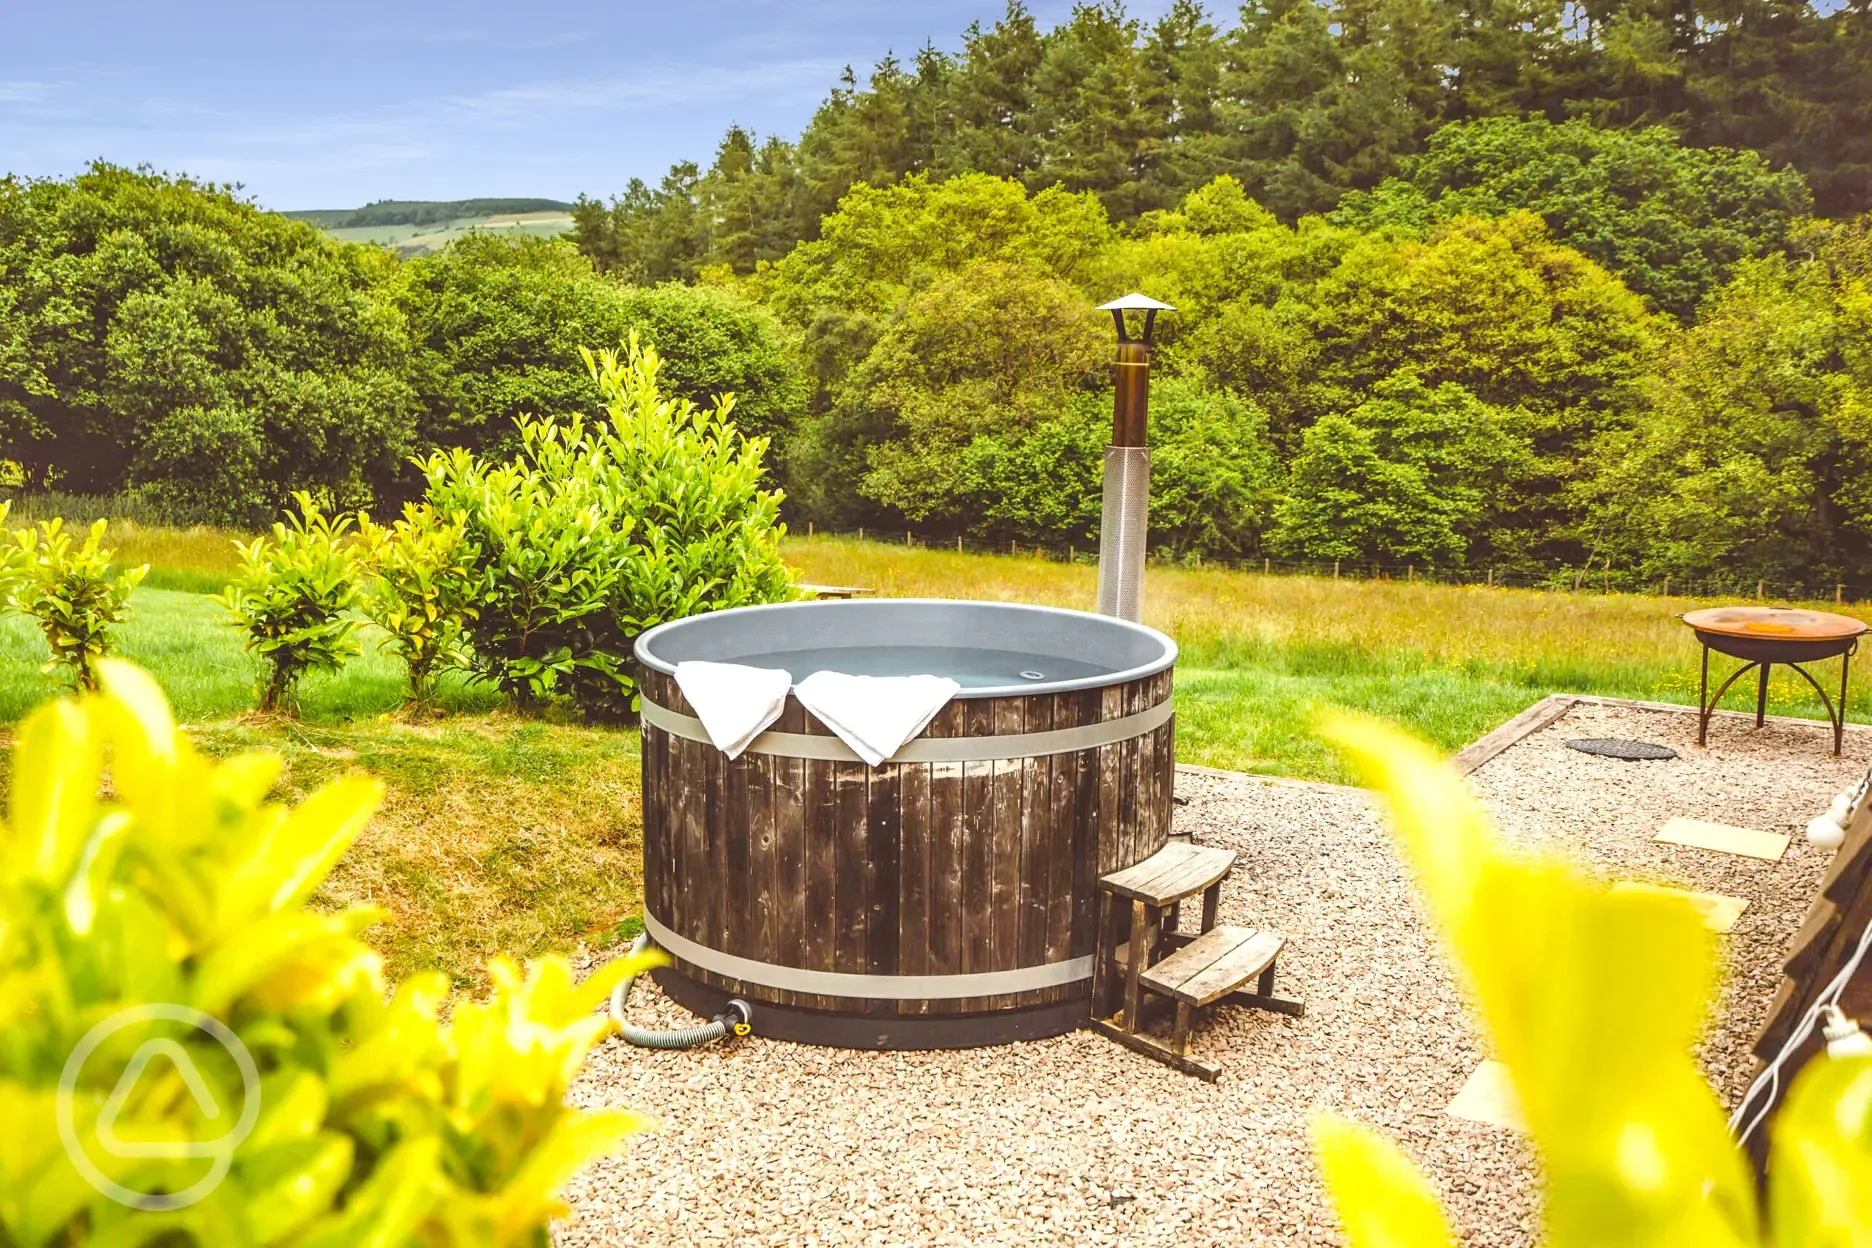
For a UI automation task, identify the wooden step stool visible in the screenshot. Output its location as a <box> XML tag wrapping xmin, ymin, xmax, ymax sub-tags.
<box><xmin>1089</xmin><ymin>842</ymin><xmax>1303</xmax><ymax>1080</ymax></box>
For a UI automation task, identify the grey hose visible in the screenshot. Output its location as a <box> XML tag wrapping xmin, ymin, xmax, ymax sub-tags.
<box><xmin>609</xmin><ymin>933</ymin><xmax>752</xmax><ymax>1049</ymax></box>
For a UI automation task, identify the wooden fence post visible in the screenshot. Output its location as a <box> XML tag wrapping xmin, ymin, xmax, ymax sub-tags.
<box><xmin>1664</xmin><ymin>574</ymin><xmax>1670</xmax><ymax>600</ymax></box>
<box><xmin>1758</xmin><ymin>578</ymin><xmax>1765</xmax><ymax>600</ymax></box>
<box><xmin>1408</xmin><ymin>564</ymin><xmax>1414</xmax><ymax>582</ymax></box>
<box><xmin>956</xmin><ymin>535</ymin><xmax>962</xmax><ymax>553</ymax></box>
<box><xmin>1838</xmin><ymin>583</ymin><xmax>1845</xmax><ymax>604</ymax></box>
<box><xmin>1334</xmin><ymin>559</ymin><xmax>1340</xmax><ymax>579</ymax></box>
<box><xmin>1264</xmin><ymin>558</ymin><xmax>1270</xmax><ymax>575</ymax></box>
<box><xmin>808</xmin><ymin>521</ymin><xmax>814</xmax><ymax>537</ymax></box>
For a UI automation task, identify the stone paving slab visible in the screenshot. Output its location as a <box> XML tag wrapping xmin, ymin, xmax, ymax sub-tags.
<box><xmin>1655</xmin><ymin>816</ymin><xmax>1790</xmax><ymax>862</ymax></box>
<box><xmin>1446</xmin><ymin>1061</ymin><xmax>1527</xmax><ymax>1133</ymax></box>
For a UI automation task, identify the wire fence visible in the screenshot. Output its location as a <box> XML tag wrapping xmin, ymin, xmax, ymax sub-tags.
<box><xmin>795</xmin><ymin>524</ymin><xmax>1872</xmax><ymax>608</ymax></box>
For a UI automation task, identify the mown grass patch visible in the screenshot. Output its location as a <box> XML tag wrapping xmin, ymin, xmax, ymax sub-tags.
<box><xmin>186</xmin><ymin>715</ymin><xmax>642</xmax><ymax>984</ymax></box>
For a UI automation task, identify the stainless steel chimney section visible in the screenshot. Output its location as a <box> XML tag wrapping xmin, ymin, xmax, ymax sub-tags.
<box><xmin>1095</xmin><ymin>293</ymin><xmax>1174</xmax><ymax>622</ymax></box>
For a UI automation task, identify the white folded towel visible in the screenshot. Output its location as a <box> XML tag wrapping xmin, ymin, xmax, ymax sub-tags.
<box><xmin>672</xmin><ymin>661</ymin><xmax>793</xmax><ymax>760</ymax></box>
<box><xmin>792</xmin><ymin>670</ymin><xmax>962</xmax><ymax>766</ymax></box>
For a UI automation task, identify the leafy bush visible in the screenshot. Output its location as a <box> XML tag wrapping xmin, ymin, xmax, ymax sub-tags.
<box><xmin>424</xmin><ymin>335</ymin><xmax>797</xmax><ymax>718</ymax></box>
<box><xmin>581</xmin><ymin>339</ymin><xmax>798</xmax><ymax>677</ymax></box>
<box><xmin>0</xmin><ymin>660</ymin><xmax>646</xmax><ymax>1243</ymax></box>
<box><xmin>216</xmin><ymin>493</ymin><xmax>365</xmax><ymax>712</ymax></box>
<box><xmin>7</xmin><ymin>517</ymin><xmax>147</xmax><ymax>691</ymax></box>
<box><xmin>357</xmin><ymin>504</ymin><xmax>481</xmax><ymax>708</ymax></box>
<box><xmin>1313</xmin><ymin>714</ymin><xmax>1872</xmax><ymax>1245</ymax></box>
<box><xmin>420</xmin><ymin>428</ymin><xmax>630</xmax><ymax>710</ymax></box>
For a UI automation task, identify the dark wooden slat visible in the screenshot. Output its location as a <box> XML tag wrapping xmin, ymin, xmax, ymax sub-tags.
<box><xmin>722</xmin><ymin>754</ymin><xmax>748</xmax><ymax>955</ymax></box>
<box><xmin>1046</xmin><ymin>691</ymin><xmax>1080</xmax><ymax>975</ymax></box>
<box><xmin>834</xmin><ymin>762</ymin><xmax>870</xmax><ymax>974</ymax></box>
<box><xmin>804</xmin><ymin>761</ymin><xmax>837</xmax><ymax>974</ymax></box>
<box><xmin>991</xmin><ymin>700</ymin><xmax>1024</xmax><ymax>971</ymax></box>
<box><xmin>928</xmin><ymin>759</ymin><xmax>965</xmax><ymax>981</ymax></box>
<box><xmin>772</xmin><ymin>754</ymin><xmax>806</xmax><ymax>1010</ymax></box>
<box><xmin>1019</xmin><ymin>694</ymin><xmax>1054</xmax><ymax>983</ymax></box>
<box><xmin>961</xmin><ymin>700</ymin><xmax>996</xmax><ymax>991</ymax></box>
<box><xmin>748</xmin><ymin>748</ymin><xmax>776</xmax><ymax>968</ymax></box>
<box><xmin>1097</xmin><ymin>684</ymin><xmax>1125</xmax><ymax>875</ymax></box>
<box><xmin>897</xmin><ymin>761</ymin><xmax>931</xmax><ymax>1014</ymax></box>
<box><xmin>867</xmin><ymin>765</ymin><xmax>901</xmax><ymax>983</ymax></box>
<box><xmin>679</xmin><ymin>736</ymin><xmax>710</xmax><ymax>946</ymax></box>
<box><xmin>1072</xmin><ymin>688</ymin><xmax>1103</xmax><ymax>956</ymax></box>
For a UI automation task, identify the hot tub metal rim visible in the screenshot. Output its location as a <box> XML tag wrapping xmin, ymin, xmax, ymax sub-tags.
<box><xmin>632</xmin><ymin>598</ymin><xmax>1178</xmax><ymax>699</ymax></box>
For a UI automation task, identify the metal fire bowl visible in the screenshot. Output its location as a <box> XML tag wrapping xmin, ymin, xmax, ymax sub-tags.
<box><xmin>1681</xmin><ymin>606</ymin><xmax>1867</xmax><ymax>664</ymax></box>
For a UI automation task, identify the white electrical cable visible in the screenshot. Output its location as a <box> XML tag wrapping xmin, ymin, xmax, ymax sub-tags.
<box><xmin>1731</xmin><ymin>910</ymin><xmax>1872</xmax><ymax>1147</ymax></box>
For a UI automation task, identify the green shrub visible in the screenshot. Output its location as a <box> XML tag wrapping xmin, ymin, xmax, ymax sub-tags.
<box><xmin>425</xmin><ymin>335</ymin><xmax>797</xmax><ymax>718</ymax></box>
<box><xmin>7</xmin><ymin>517</ymin><xmax>147</xmax><ymax>691</ymax></box>
<box><xmin>216</xmin><ymin>493</ymin><xmax>365</xmax><ymax>712</ymax></box>
<box><xmin>0</xmin><ymin>660</ymin><xmax>646</xmax><ymax>1243</ymax></box>
<box><xmin>1314</xmin><ymin>715</ymin><xmax>1872</xmax><ymax>1246</ymax></box>
<box><xmin>356</xmin><ymin>504</ymin><xmax>480</xmax><ymax>708</ymax></box>
<box><xmin>579</xmin><ymin>338</ymin><xmax>798</xmax><ymax>714</ymax></box>
<box><xmin>420</xmin><ymin>429</ymin><xmax>629</xmax><ymax>709</ymax></box>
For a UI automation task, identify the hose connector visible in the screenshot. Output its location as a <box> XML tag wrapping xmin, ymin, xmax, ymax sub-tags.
<box><xmin>713</xmin><ymin>999</ymin><xmax>754</xmax><ymax>1037</ymax></box>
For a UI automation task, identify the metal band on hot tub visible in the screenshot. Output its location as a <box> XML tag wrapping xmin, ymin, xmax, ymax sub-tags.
<box><xmin>640</xmin><ymin>695</ymin><xmax>1174</xmax><ymax>763</ymax></box>
<box><xmin>644</xmin><ymin>912</ymin><xmax>1094</xmax><ymax>999</ymax></box>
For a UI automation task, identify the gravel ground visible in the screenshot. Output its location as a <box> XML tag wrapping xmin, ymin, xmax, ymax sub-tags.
<box><xmin>557</xmin><ymin>703</ymin><xmax>1868</xmax><ymax>1247</ymax></box>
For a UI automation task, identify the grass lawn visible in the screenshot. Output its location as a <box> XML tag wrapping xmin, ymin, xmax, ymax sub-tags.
<box><xmin>0</xmin><ymin>529</ymin><xmax>1864</xmax><ymax>983</ymax></box>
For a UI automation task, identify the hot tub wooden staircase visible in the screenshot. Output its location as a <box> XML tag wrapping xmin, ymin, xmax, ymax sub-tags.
<box><xmin>1089</xmin><ymin>841</ymin><xmax>1304</xmax><ymax>1081</ymax></box>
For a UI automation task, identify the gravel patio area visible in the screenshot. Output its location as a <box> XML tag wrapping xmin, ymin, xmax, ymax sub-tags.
<box><xmin>558</xmin><ymin>702</ymin><xmax>1867</xmax><ymax>1247</ymax></box>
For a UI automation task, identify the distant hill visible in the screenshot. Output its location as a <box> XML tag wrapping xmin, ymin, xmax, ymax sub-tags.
<box><xmin>286</xmin><ymin>198</ymin><xmax>573</xmax><ymax>229</ymax></box>
<box><xmin>286</xmin><ymin>198</ymin><xmax>577</xmax><ymax>257</ymax></box>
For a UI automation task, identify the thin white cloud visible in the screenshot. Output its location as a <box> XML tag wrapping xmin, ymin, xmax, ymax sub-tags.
<box><xmin>442</xmin><ymin>58</ymin><xmax>847</xmax><ymax>122</ymax></box>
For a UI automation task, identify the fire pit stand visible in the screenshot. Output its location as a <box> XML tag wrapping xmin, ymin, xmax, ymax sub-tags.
<box><xmin>1681</xmin><ymin>606</ymin><xmax>1868</xmax><ymax>755</ymax></box>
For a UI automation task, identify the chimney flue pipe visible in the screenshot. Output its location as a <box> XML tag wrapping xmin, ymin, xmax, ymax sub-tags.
<box><xmin>1094</xmin><ymin>293</ymin><xmax>1174</xmax><ymax>621</ymax></box>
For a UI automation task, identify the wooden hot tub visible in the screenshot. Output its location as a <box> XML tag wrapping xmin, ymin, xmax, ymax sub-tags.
<box><xmin>633</xmin><ymin>599</ymin><xmax>1177</xmax><ymax>1048</ymax></box>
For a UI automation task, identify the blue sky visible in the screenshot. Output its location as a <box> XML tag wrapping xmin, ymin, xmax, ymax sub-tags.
<box><xmin>0</xmin><ymin>1</ymin><xmax>1174</xmax><ymax>211</ymax></box>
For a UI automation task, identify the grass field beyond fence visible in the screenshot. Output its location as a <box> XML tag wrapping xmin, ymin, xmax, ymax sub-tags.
<box><xmin>785</xmin><ymin>536</ymin><xmax>1872</xmax><ymax>781</ymax></box>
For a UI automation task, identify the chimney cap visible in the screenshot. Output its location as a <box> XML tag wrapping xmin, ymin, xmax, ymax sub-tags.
<box><xmin>1097</xmin><ymin>292</ymin><xmax>1177</xmax><ymax>312</ymax></box>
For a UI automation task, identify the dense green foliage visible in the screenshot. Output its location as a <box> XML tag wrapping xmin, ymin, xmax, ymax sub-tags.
<box><xmin>1586</xmin><ymin>219</ymin><xmax>1872</xmax><ymax>586</ymax></box>
<box><xmin>0</xmin><ymin>170</ymin><xmax>805</xmax><ymax>521</ymax></box>
<box><xmin>763</xmin><ymin>171</ymin><xmax>1662</xmax><ymax>571</ymax></box>
<box><xmin>422</xmin><ymin>338</ymin><xmax>798</xmax><ymax>718</ymax></box>
<box><xmin>0</xmin><ymin>165</ymin><xmax>415</xmax><ymax>521</ymax></box>
<box><xmin>0</xmin><ymin>661</ymin><xmax>642</xmax><ymax>1244</ymax></box>
<box><xmin>570</xmin><ymin>0</ymin><xmax>1870</xmax><ymax>283</ymax></box>
<box><xmin>401</xmin><ymin>236</ymin><xmax>804</xmax><ymax>471</ymax></box>
<box><xmin>1332</xmin><ymin>117</ymin><xmax>1813</xmax><ymax>317</ymax></box>
<box><xmin>216</xmin><ymin>494</ymin><xmax>366</xmax><ymax>712</ymax></box>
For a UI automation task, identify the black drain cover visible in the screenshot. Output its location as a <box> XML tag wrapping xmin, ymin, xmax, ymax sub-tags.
<box><xmin>1566</xmin><ymin>737</ymin><xmax>1679</xmax><ymax>761</ymax></box>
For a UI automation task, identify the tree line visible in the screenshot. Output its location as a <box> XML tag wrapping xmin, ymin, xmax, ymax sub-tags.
<box><xmin>4</xmin><ymin>0</ymin><xmax>1871</xmax><ymax>592</ymax></box>
<box><xmin>566</xmin><ymin>0</ymin><xmax>1871</xmax><ymax>286</ymax></box>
